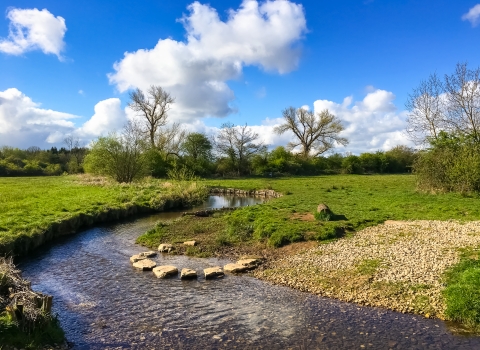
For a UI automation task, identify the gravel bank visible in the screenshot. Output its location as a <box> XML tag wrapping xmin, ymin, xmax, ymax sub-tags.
<box><xmin>254</xmin><ymin>220</ymin><xmax>480</xmax><ymax>319</ymax></box>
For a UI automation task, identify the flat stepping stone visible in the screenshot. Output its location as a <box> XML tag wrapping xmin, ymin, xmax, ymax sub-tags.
<box><xmin>183</xmin><ymin>240</ymin><xmax>197</xmax><ymax>246</ymax></box>
<box><xmin>224</xmin><ymin>263</ymin><xmax>248</xmax><ymax>273</ymax></box>
<box><xmin>130</xmin><ymin>254</ymin><xmax>147</xmax><ymax>263</ymax></box>
<box><xmin>204</xmin><ymin>266</ymin><xmax>224</xmax><ymax>279</ymax></box>
<box><xmin>181</xmin><ymin>268</ymin><xmax>197</xmax><ymax>279</ymax></box>
<box><xmin>237</xmin><ymin>258</ymin><xmax>262</xmax><ymax>269</ymax></box>
<box><xmin>158</xmin><ymin>244</ymin><xmax>173</xmax><ymax>252</ymax></box>
<box><xmin>139</xmin><ymin>251</ymin><xmax>157</xmax><ymax>258</ymax></box>
<box><xmin>133</xmin><ymin>259</ymin><xmax>156</xmax><ymax>271</ymax></box>
<box><xmin>153</xmin><ymin>265</ymin><xmax>178</xmax><ymax>278</ymax></box>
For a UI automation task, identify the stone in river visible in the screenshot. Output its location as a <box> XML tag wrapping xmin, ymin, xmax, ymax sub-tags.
<box><xmin>224</xmin><ymin>263</ymin><xmax>248</xmax><ymax>273</ymax></box>
<box><xmin>130</xmin><ymin>254</ymin><xmax>146</xmax><ymax>263</ymax></box>
<box><xmin>139</xmin><ymin>251</ymin><xmax>157</xmax><ymax>258</ymax></box>
<box><xmin>181</xmin><ymin>268</ymin><xmax>197</xmax><ymax>279</ymax></box>
<box><xmin>204</xmin><ymin>266</ymin><xmax>224</xmax><ymax>279</ymax></box>
<box><xmin>133</xmin><ymin>259</ymin><xmax>156</xmax><ymax>270</ymax></box>
<box><xmin>153</xmin><ymin>265</ymin><xmax>178</xmax><ymax>278</ymax></box>
<box><xmin>237</xmin><ymin>258</ymin><xmax>262</xmax><ymax>269</ymax></box>
<box><xmin>183</xmin><ymin>240</ymin><xmax>197</xmax><ymax>246</ymax></box>
<box><xmin>158</xmin><ymin>243</ymin><xmax>173</xmax><ymax>253</ymax></box>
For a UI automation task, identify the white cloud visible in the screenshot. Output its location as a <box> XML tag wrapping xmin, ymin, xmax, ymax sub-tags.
<box><xmin>109</xmin><ymin>0</ymin><xmax>306</xmax><ymax>122</ymax></box>
<box><xmin>0</xmin><ymin>89</ymin><xmax>128</xmax><ymax>148</ymax></box>
<box><xmin>76</xmin><ymin>98</ymin><xmax>129</xmax><ymax>138</ymax></box>
<box><xmin>462</xmin><ymin>4</ymin><xmax>480</xmax><ymax>27</ymax></box>
<box><xmin>313</xmin><ymin>89</ymin><xmax>413</xmax><ymax>153</ymax></box>
<box><xmin>0</xmin><ymin>8</ymin><xmax>66</xmax><ymax>58</ymax></box>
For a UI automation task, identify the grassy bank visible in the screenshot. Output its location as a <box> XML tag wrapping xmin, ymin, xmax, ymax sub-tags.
<box><xmin>202</xmin><ymin>175</ymin><xmax>480</xmax><ymax>247</ymax></box>
<box><xmin>0</xmin><ymin>175</ymin><xmax>208</xmax><ymax>257</ymax></box>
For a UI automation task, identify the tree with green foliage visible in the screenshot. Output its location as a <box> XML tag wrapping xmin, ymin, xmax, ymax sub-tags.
<box><xmin>181</xmin><ymin>132</ymin><xmax>214</xmax><ymax>176</ymax></box>
<box><xmin>83</xmin><ymin>121</ymin><xmax>148</xmax><ymax>183</ymax></box>
<box><xmin>275</xmin><ymin>107</ymin><xmax>348</xmax><ymax>158</ymax></box>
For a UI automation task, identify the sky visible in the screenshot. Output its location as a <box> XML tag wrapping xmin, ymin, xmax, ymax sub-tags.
<box><xmin>1</xmin><ymin>0</ymin><xmax>480</xmax><ymax>154</ymax></box>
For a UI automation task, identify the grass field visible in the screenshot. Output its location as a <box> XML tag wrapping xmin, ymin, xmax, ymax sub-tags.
<box><xmin>0</xmin><ymin>175</ymin><xmax>208</xmax><ymax>256</ymax></box>
<box><xmin>201</xmin><ymin>175</ymin><xmax>480</xmax><ymax>247</ymax></box>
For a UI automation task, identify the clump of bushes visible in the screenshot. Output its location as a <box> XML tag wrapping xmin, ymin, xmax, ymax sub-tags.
<box><xmin>414</xmin><ymin>132</ymin><xmax>480</xmax><ymax>194</ymax></box>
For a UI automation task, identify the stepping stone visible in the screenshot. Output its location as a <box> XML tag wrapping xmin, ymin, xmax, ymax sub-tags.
<box><xmin>139</xmin><ymin>251</ymin><xmax>157</xmax><ymax>258</ymax></box>
<box><xmin>153</xmin><ymin>265</ymin><xmax>178</xmax><ymax>278</ymax></box>
<box><xmin>130</xmin><ymin>254</ymin><xmax>147</xmax><ymax>263</ymax></box>
<box><xmin>181</xmin><ymin>268</ymin><xmax>197</xmax><ymax>279</ymax></box>
<box><xmin>158</xmin><ymin>243</ymin><xmax>173</xmax><ymax>253</ymax></box>
<box><xmin>237</xmin><ymin>258</ymin><xmax>262</xmax><ymax>269</ymax></box>
<box><xmin>224</xmin><ymin>263</ymin><xmax>248</xmax><ymax>273</ymax></box>
<box><xmin>183</xmin><ymin>240</ymin><xmax>197</xmax><ymax>246</ymax></box>
<box><xmin>204</xmin><ymin>266</ymin><xmax>224</xmax><ymax>279</ymax></box>
<box><xmin>133</xmin><ymin>259</ymin><xmax>156</xmax><ymax>271</ymax></box>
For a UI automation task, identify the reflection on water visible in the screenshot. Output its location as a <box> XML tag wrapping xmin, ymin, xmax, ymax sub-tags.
<box><xmin>19</xmin><ymin>196</ymin><xmax>480</xmax><ymax>349</ymax></box>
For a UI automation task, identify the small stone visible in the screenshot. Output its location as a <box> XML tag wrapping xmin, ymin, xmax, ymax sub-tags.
<box><xmin>237</xmin><ymin>258</ymin><xmax>261</xmax><ymax>269</ymax></box>
<box><xmin>158</xmin><ymin>243</ymin><xmax>173</xmax><ymax>253</ymax></box>
<box><xmin>139</xmin><ymin>251</ymin><xmax>157</xmax><ymax>258</ymax></box>
<box><xmin>184</xmin><ymin>240</ymin><xmax>197</xmax><ymax>246</ymax></box>
<box><xmin>204</xmin><ymin>266</ymin><xmax>224</xmax><ymax>279</ymax></box>
<box><xmin>224</xmin><ymin>263</ymin><xmax>248</xmax><ymax>273</ymax></box>
<box><xmin>133</xmin><ymin>259</ymin><xmax>156</xmax><ymax>270</ymax></box>
<box><xmin>130</xmin><ymin>254</ymin><xmax>146</xmax><ymax>263</ymax></box>
<box><xmin>181</xmin><ymin>268</ymin><xmax>197</xmax><ymax>279</ymax></box>
<box><xmin>153</xmin><ymin>265</ymin><xmax>178</xmax><ymax>278</ymax></box>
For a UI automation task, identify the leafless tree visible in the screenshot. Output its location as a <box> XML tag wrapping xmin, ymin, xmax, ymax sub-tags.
<box><xmin>64</xmin><ymin>135</ymin><xmax>86</xmax><ymax>170</ymax></box>
<box><xmin>274</xmin><ymin>107</ymin><xmax>348</xmax><ymax>158</ymax></box>
<box><xmin>444</xmin><ymin>62</ymin><xmax>480</xmax><ymax>143</ymax></box>
<box><xmin>405</xmin><ymin>73</ymin><xmax>446</xmax><ymax>145</ymax></box>
<box><xmin>215</xmin><ymin>122</ymin><xmax>266</xmax><ymax>175</ymax></box>
<box><xmin>156</xmin><ymin>122</ymin><xmax>187</xmax><ymax>159</ymax></box>
<box><xmin>128</xmin><ymin>85</ymin><xmax>175</xmax><ymax>148</ymax></box>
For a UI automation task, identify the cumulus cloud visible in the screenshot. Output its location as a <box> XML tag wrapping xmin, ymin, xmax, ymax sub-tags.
<box><xmin>109</xmin><ymin>0</ymin><xmax>307</xmax><ymax>122</ymax></box>
<box><xmin>0</xmin><ymin>8</ymin><xmax>66</xmax><ymax>58</ymax></box>
<box><xmin>313</xmin><ymin>89</ymin><xmax>413</xmax><ymax>153</ymax></box>
<box><xmin>462</xmin><ymin>4</ymin><xmax>480</xmax><ymax>27</ymax></box>
<box><xmin>0</xmin><ymin>89</ymin><xmax>129</xmax><ymax>148</ymax></box>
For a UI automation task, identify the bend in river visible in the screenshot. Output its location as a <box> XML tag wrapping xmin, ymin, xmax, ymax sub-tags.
<box><xmin>19</xmin><ymin>196</ymin><xmax>480</xmax><ymax>349</ymax></box>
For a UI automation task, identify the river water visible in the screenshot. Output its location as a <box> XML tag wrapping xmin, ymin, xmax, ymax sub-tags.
<box><xmin>19</xmin><ymin>196</ymin><xmax>480</xmax><ymax>349</ymax></box>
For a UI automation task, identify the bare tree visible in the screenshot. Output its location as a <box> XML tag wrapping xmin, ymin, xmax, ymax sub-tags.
<box><xmin>274</xmin><ymin>107</ymin><xmax>348</xmax><ymax>158</ymax></box>
<box><xmin>405</xmin><ymin>73</ymin><xmax>446</xmax><ymax>145</ymax></box>
<box><xmin>444</xmin><ymin>62</ymin><xmax>480</xmax><ymax>143</ymax></box>
<box><xmin>128</xmin><ymin>85</ymin><xmax>175</xmax><ymax>148</ymax></box>
<box><xmin>156</xmin><ymin>122</ymin><xmax>187</xmax><ymax>159</ymax></box>
<box><xmin>64</xmin><ymin>135</ymin><xmax>86</xmax><ymax>169</ymax></box>
<box><xmin>215</xmin><ymin>122</ymin><xmax>266</xmax><ymax>175</ymax></box>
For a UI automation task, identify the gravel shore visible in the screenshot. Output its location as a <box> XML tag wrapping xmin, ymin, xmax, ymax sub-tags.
<box><xmin>254</xmin><ymin>220</ymin><xmax>480</xmax><ymax>319</ymax></box>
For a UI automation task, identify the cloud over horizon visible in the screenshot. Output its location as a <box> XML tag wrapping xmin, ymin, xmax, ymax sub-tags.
<box><xmin>108</xmin><ymin>0</ymin><xmax>307</xmax><ymax>122</ymax></box>
<box><xmin>0</xmin><ymin>8</ymin><xmax>67</xmax><ymax>59</ymax></box>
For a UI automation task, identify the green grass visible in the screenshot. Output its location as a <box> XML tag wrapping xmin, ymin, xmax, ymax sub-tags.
<box><xmin>0</xmin><ymin>314</ymin><xmax>65</xmax><ymax>349</ymax></box>
<box><xmin>356</xmin><ymin>259</ymin><xmax>383</xmax><ymax>275</ymax></box>
<box><xmin>203</xmin><ymin>175</ymin><xmax>480</xmax><ymax>247</ymax></box>
<box><xmin>0</xmin><ymin>175</ymin><xmax>208</xmax><ymax>256</ymax></box>
<box><xmin>442</xmin><ymin>247</ymin><xmax>480</xmax><ymax>329</ymax></box>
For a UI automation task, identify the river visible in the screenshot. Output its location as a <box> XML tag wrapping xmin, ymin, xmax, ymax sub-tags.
<box><xmin>19</xmin><ymin>196</ymin><xmax>480</xmax><ymax>349</ymax></box>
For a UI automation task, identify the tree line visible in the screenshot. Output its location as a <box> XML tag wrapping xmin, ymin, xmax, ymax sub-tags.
<box><xmin>0</xmin><ymin>84</ymin><xmax>420</xmax><ymax>181</ymax></box>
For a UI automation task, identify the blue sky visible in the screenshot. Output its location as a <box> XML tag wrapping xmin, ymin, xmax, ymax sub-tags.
<box><xmin>1</xmin><ymin>0</ymin><xmax>480</xmax><ymax>153</ymax></box>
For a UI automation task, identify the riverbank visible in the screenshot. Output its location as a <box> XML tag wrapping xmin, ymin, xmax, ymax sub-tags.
<box><xmin>0</xmin><ymin>175</ymin><xmax>209</xmax><ymax>257</ymax></box>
